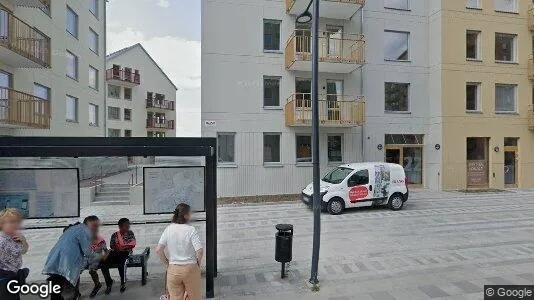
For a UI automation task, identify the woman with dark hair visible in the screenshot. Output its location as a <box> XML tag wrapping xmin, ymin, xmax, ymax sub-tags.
<box><xmin>156</xmin><ymin>203</ymin><xmax>203</xmax><ymax>300</ymax></box>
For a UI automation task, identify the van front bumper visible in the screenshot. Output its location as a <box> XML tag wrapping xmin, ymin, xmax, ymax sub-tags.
<box><xmin>301</xmin><ymin>193</ymin><xmax>327</xmax><ymax>210</ymax></box>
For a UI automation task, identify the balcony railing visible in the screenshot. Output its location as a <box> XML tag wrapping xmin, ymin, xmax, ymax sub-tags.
<box><xmin>285</xmin><ymin>93</ymin><xmax>365</xmax><ymax>127</ymax></box>
<box><xmin>0</xmin><ymin>87</ymin><xmax>50</xmax><ymax>129</ymax></box>
<box><xmin>146</xmin><ymin>99</ymin><xmax>175</xmax><ymax>111</ymax></box>
<box><xmin>529</xmin><ymin>5</ymin><xmax>534</xmax><ymax>31</ymax></box>
<box><xmin>285</xmin><ymin>30</ymin><xmax>365</xmax><ymax>72</ymax></box>
<box><xmin>529</xmin><ymin>105</ymin><xmax>534</xmax><ymax>131</ymax></box>
<box><xmin>285</xmin><ymin>0</ymin><xmax>365</xmax><ymax>20</ymax></box>
<box><xmin>106</xmin><ymin>68</ymin><xmax>141</xmax><ymax>85</ymax></box>
<box><xmin>0</xmin><ymin>8</ymin><xmax>50</xmax><ymax>67</ymax></box>
<box><xmin>146</xmin><ymin>119</ymin><xmax>175</xmax><ymax>130</ymax></box>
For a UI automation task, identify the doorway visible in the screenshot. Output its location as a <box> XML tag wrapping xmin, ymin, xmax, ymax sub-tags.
<box><xmin>384</xmin><ymin>134</ymin><xmax>424</xmax><ymax>187</ymax></box>
<box><xmin>326</xmin><ymin>25</ymin><xmax>343</xmax><ymax>57</ymax></box>
<box><xmin>504</xmin><ymin>137</ymin><xmax>518</xmax><ymax>187</ymax></box>
<box><xmin>326</xmin><ymin>80</ymin><xmax>343</xmax><ymax>121</ymax></box>
<box><xmin>466</xmin><ymin>137</ymin><xmax>489</xmax><ymax>188</ymax></box>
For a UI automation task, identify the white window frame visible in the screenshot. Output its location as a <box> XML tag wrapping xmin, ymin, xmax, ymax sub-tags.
<box><xmin>217</xmin><ymin>132</ymin><xmax>236</xmax><ymax>165</ymax></box>
<box><xmin>89</xmin><ymin>28</ymin><xmax>99</xmax><ymax>54</ymax></box>
<box><xmin>263</xmin><ymin>76</ymin><xmax>281</xmax><ymax>108</ymax></box>
<box><xmin>66</xmin><ymin>95</ymin><xmax>78</xmax><ymax>122</ymax></box>
<box><xmin>66</xmin><ymin>50</ymin><xmax>78</xmax><ymax>80</ymax></box>
<box><xmin>263</xmin><ymin>19</ymin><xmax>282</xmax><ymax>52</ymax></box>
<box><xmin>263</xmin><ymin>133</ymin><xmax>282</xmax><ymax>165</ymax></box>
<box><xmin>89</xmin><ymin>103</ymin><xmax>99</xmax><ymax>127</ymax></box>
<box><xmin>108</xmin><ymin>84</ymin><xmax>121</xmax><ymax>99</ymax></box>
<box><xmin>495</xmin><ymin>33</ymin><xmax>517</xmax><ymax>63</ymax></box>
<box><xmin>494</xmin><ymin>0</ymin><xmax>518</xmax><ymax>13</ymax></box>
<box><xmin>384</xmin><ymin>30</ymin><xmax>410</xmax><ymax>62</ymax></box>
<box><xmin>495</xmin><ymin>83</ymin><xmax>517</xmax><ymax>114</ymax></box>
<box><xmin>89</xmin><ymin>0</ymin><xmax>98</xmax><ymax>18</ymax></box>
<box><xmin>88</xmin><ymin>66</ymin><xmax>98</xmax><ymax>90</ymax></box>
<box><xmin>108</xmin><ymin>129</ymin><xmax>121</xmax><ymax>137</ymax></box>
<box><xmin>107</xmin><ymin>106</ymin><xmax>121</xmax><ymax>121</ymax></box>
<box><xmin>466</xmin><ymin>30</ymin><xmax>481</xmax><ymax>61</ymax></box>
<box><xmin>384</xmin><ymin>0</ymin><xmax>410</xmax><ymax>11</ymax></box>
<box><xmin>466</xmin><ymin>0</ymin><xmax>481</xmax><ymax>9</ymax></box>
<box><xmin>66</xmin><ymin>6</ymin><xmax>78</xmax><ymax>38</ymax></box>
<box><xmin>466</xmin><ymin>82</ymin><xmax>482</xmax><ymax>112</ymax></box>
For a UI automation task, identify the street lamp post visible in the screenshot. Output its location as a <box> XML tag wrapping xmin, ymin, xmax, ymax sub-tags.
<box><xmin>297</xmin><ymin>0</ymin><xmax>321</xmax><ymax>285</ymax></box>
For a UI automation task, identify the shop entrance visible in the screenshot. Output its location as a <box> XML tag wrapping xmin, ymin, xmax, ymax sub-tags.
<box><xmin>466</xmin><ymin>137</ymin><xmax>489</xmax><ymax>188</ymax></box>
<box><xmin>384</xmin><ymin>134</ymin><xmax>423</xmax><ymax>187</ymax></box>
<box><xmin>504</xmin><ymin>138</ymin><xmax>518</xmax><ymax>188</ymax></box>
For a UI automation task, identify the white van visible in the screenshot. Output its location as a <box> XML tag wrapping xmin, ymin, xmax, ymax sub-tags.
<box><xmin>301</xmin><ymin>163</ymin><xmax>409</xmax><ymax>215</ymax></box>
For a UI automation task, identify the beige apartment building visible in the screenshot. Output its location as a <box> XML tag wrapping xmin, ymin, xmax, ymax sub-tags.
<box><xmin>0</xmin><ymin>0</ymin><xmax>106</xmax><ymax>136</ymax></box>
<box><xmin>105</xmin><ymin>44</ymin><xmax>177</xmax><ymax>137</ymax></box>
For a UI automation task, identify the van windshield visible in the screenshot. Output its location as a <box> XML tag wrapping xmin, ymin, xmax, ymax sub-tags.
<box><xmin>322</xmin><ymin>167</ymin><xmax>354</xmax><ymax>184</ymax></box>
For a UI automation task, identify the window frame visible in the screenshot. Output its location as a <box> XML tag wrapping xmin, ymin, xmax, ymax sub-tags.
<box><xmin>495</xmin><ymin>33</ymin><xmax>517</xmax><ymax>63</ymax></box>
<box><xmin>33</xmin><ymin>83</ymin><xmax>50</xmax><ymax>101</ymax></box>
<box><xmin>348</xmin><ymin>169</ymin><xmax>370</xmax><ymax>187</ymax></box>
<box><xmin>384</xmin><ymin>30</ymin><xmax>410</xmax><ymax>62</ymax></box>
<box><xmin>263</xmin><ymin>133</ymin><xmax>282</xmax><ymax>165</ymax></box>
<box><xmin>327</xmin><ymin>135</ymin><xmax>343</xmax><ymax>164</ymax></box>
<box><xmin>88</xmin><ymin>28</ymin><xmax>99</xmax><ymax>55</ymax></box>
<box><xmin>88</xmin><ymin>65</ymin><xmax>98</xmax><ymax>90</ymax></box>
<box><xmin>107</xmin><ymin>106</ymin><xmax>121</xmax><ymax>121</ymax></box>
<box><xmin>384</xmin><ymin>82</ymin><xmax>410</xmax><ymax>113</ymax></box>
<box><xmin>295</xmin><ymin>134</ymin><xmax>312</xmax><ymax>165</ymax></box>
<box><xmin>495</xmin><ymin>83</ymin><xmax>517</xmax><ymax>114</ymax></box>
<box><xmin>66</xmin><ymin>50</ymin><xmax>78</xmax><ymax>80</ymax></box>
<box><xmin>124</xmin><ymin>87</ymin><xmax>132</xmax><ymax>100</ymax></box>
<box><xmin>89</xmin><ymin>0</ymin><xmax>99</xmax><ymax>18</ymax></box>
<box><xmin>108</xmin><ymin>84</ymin><xmax>121</xmax><ymax>99</ymax></box>
<box><xmin>66</xmin><ymin>6</ymin><xmax>79</xmax><ymax>38</ymax></box>
<box><xmin>66</xmin><ymin>94</ymin><xmax>78</xmax><ymax>122</ymax></box>
<box><xmin>384</xmin><ymin>0</ymin><xmax>410</xmax><ymax>11</ymax></box>
<box><xmin>466</xmin><ymin>30</ymin><xmax>481</xmax><ymax>61</ymax></box>
<box><xmin>263</xmin><ymin>76</ymin><xmax>282</xmax><ymax>108</ymax></box>
<box><xmin>88</xmin><ymin>103</ymin><xmax>99</xmax><ymax>127</ymax></box>
<box><xmin>108</xmin><ymin>129</ymin><xmax>121</xmax><ymax>137</ymax></box>
<box><xmin>124</xmin><ymin>108</ymin><xmax>132</xmax><ymax>121</ymax></box>
<box><xmin>466</xmin><ymin>0</ymin><xmax>482</xmax><ymax>9</ymax></box>
<box><xmin>494</xmin><ymin>0</ymin><xmax>518</xmax><ymax>13</ymax></box>
<box><xmin>263</xmin><ymin>19</ymin><xmax>282</xmax><ymax>52</ymax></box>
<box><xmin>466</xmin><ymin>82</ymin><xmax>482</xmax><ymax>112</ymax></box>
<box><xmin>217</xmin><ymin>132</ymin><xmax>236</xmax><ymax>164</ymax></box>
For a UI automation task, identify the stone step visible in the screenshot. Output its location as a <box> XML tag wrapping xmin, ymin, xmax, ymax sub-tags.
<box><xmin>94</xmin><ymin>195</ymin><xmax>131</xmax><ymax>202</ymax></box>
<box><xmin>91</xmin><ymin>200</ymin><xmax>131</xmax><ymax>206</ymax></box>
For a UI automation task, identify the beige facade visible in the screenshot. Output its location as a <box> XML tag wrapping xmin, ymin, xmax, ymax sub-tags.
<box><xmin>0</xmin><ymin>0</ymin><xmax>107</xmax><ymax>136</ymax></box>
<box><xmin>437</xmin><ymin>0</ymin><xmax>532</xmax><ymax>189</ymax></box>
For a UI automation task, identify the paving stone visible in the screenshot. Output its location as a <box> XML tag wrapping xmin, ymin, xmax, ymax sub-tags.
<box><xmin>419</xmin><ymin>285</ymin><xmax>450</xmax><ymax>298</ymax></box>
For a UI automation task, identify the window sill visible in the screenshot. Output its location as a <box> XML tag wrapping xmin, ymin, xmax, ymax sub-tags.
<box><xmin>66</xmin><ymin>119</ymin><xmax>78</xmax><ymax>123</ymax></box>
<box><xmin>66</xmin><ymin>31</ymin><xmax>79</xmax><ymax>40</ymax></box>
<box><xmin>466</xmin><ymin>7</ymin><xmax>482</xmax><ymax>10</ymax></box>
<box><xmin>466</xmin><ymin>58</ymin><xmax>482</xmax><ymax>62</ymax></box>
<box><xmin>385</xmin><ymin>111</ymin><xmax>411</xmax><ymax>114</ymax></box>
<box><xmin>264</xmin><ymin>50</ymin><xmax>283</xmax><ymax>54</ymax></box>
<box><xmin>89</xmin><ymin>123</ymin><xmax>99</xmax><ymax>127</ymax></box>
<box><xmin>89</xmin><ymin>86</ymin><xmax>98</xmax><ymax>91</ymax></box>
<box><xmin>218</xmin><ymin>164</ymin><xmax>238</xmax><ymax>168</ymax></box>
<box><xmin>495</xmin><ymin>60</ymin><xmax>518</xmax><ymax>65</ymax></box>
<box><xmin>264</xmin><ymin>163</ymin><xmax>283</xmax><ymax>168</ymax></box>
<box><xmin>384</xmin><ymin>59</ymin><xmax>411</xmax><ymax>63</ymax></box>
<box><xmin>264</xmin><ymin>106</ymin><xmax>283</xmax><ymax>110</ymax></box>
<box><xmin>495</xmin><ymin>112</ymin><xmax>519</xmax><ymax>115</ymax></box>
<box><xmin>66</xmin><ymin>75</ymin><xmax>79</xmax><ymax>82</ymax></box>
<box><xmin>90</xmin><ymin>49</ymin><xmax>99</xmax><ymax>56</ymax></box>
<box><xmin>494</xmin><ymin>10</ymin><xmax>519</xmax><ymax>15</ymax></box>
<box><xmin>384</xmin><ymin>7</ymin><xmax>411</xmax><ymax>12</ymax></box>
<box><xmin>466</xmin><ymin>110</ymin><xmax>483</xmax><ymax>114</ymax></box>
<box><xmin>296</xmin><ymin>162</ymin><xmax>313</xmax><ymax>167</ymax></box>
<box><xmin>108</xmin><ymin>119</ymin><xmax>121</xmax><ymax>121</ymax></box>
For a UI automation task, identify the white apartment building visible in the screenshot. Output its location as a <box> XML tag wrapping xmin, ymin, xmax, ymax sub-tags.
<box><xmin>0</xmin><ymin>0</ymin><xmax>107</xmax><ymax>136</ymax></box>
<box><xmin>105</xmin><ymin>43</ymin><xmax>178</xmax><ymax>137</ymax></box>
<box><xmin>202</xmin><ymin>0</ymin><xmax>442</xmax><ymax>198</ymax></box>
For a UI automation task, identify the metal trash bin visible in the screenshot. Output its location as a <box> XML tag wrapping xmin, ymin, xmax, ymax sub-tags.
<box><xmin>275</xmin><ymin>224</ymin><xmax>293</xmax><ymax>278</ymax></box>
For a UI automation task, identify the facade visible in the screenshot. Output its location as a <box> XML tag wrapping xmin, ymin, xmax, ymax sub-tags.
<box><xmin>202</xmin><ymin>0</ymin><xmax>533</xmax><ymax>198</ymax></box>
<box><xmin>0</xmin><ymin>0</ymin><xmax>107</xmax><ymax>136</ymax></box>
<box><xmin>105</xmin><ymin>44</ymin><xmax>178</xmax><ymax>137</ymax></box>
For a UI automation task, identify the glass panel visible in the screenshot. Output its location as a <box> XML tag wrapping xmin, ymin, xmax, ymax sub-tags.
<box><xmin>466</xmin><ymin>137</ymin><xmax>488</xmax><ymax>186</ymax></box>
<box><xmin>326</xmin><ymin>25</ymin><xmax>343</xmax><ymax>56</ymax></box>
<box><xmin>89</xmin><ymin>67</ymin><xmax>98</xmax><ymax>89</ymax></box>
<box><xmin>263</xmin><ymin>20</ymin><xmax>281</xmax><ymax>51</ymax></box>
<box><xmin>89</xmin><ymin>29</ymin><xmax>98</xmax><ymax>53</ymax></box>
<box><xmin>403</xmin><ymin>147</ymin><xmax>422</xmax><ymax>185</ymax></box>
<box><xmin>466</xmin><ymin>31</ymin><xmax>479</xmax><ymax>59</ymax></box>
<box><xmin>108</xmin><ymin>85</ymin><xmax>121</xmax><ymax>98</ymax></box>
<box><xmin>495</xmin><ymin>33</ymin><xmax>515</xmax><ymax>62</ymax></box>
<box><xmin>0</xmin><ymin>71</ymin><xmax>11</xmax><ymax>88</ymax></box>
<box><xmin>295</xmin><ymin>78</ymin><xmax>311</xmax><ymax>107</ymax></box>
<box><xmin>66</xmin><ymin>7</ymin><xmax>78</xmax><ymax>37</ymax></box>
<box><xmin>66</xmin><ymin>95</ymin><xmax>77</xmax><ymax>121</ymax></box>
<box><xmin>466</xmin><ymin>83</ymin><xmax>479</xmax><ymax>111</ymax></box>
<box><xmin>33</xmin><ymin>83</ymin><xmax>49</xmax><ymax>100</ymax></box>
<box><xmin>66</xmin><ymin>52</ymin><xmax>77</xmax><ymax>79</ymax></box>
<box><xmin>495</xmin><ymin>84</ymin><xmax>516</xmax><ymax>112</ymax></box>
<box><xmin>466</xmin><ymin>0</ymin><xmax>480</xmax><ymax>8</ymax></box>
<box><xmin>384</xmin><ymin>31</ymin><xmax>409</xmax><ymax>61</ymax></box>
<box><xmin>295</xmin><ymin>23</ymin><xmax>311</xmax><ymax>53</ymax></box>
<box><xmin>494</xmin><ymin>0</ymin><xmax>517</xmax><ymax>12</ymax></box>
<box><xmin>504</xmin><ymin>151</ymin><xmax>516</xmax><ymax>185</ymax></box>
<box><xmin>328</xmin><ymin>136</ymin><xmax>343</xmax><ymax>163</ymax></box>
<box><xmin>296</xmin><ymin>135</ymin><xmax>312</xmax><ymax>163</ymax></box>
<box><xmin>385</xmin><ymin>149</ymin><xmax>401</xmax><ymax>164</ymax></box>
<box><xmin>385</xmin><ymin>82</ymin><xmax>409</xmax><ymax>112</ymax></box>
<box><xmin>263</xmin><ymin>134</ymin><xmax>281</xmax><ymax>163</ymax></box>
<box><xmin>263</xmin><ymin>77</ymin><xmax>280</xmax><ymax>107</ymax></box>
<box><xmin>217</xmin><ymin>134</ymin><xmax>235</xmax><ymax>163</ymax></box>
<box><xmin>89</xmin><ymin>0</ymin><xmax>98</xmax><ymax>16</ymax></box>
<box><xmin>504</xmin><ymin>137</ymin><xmax>518</xmax><ymax>146</ymax></box>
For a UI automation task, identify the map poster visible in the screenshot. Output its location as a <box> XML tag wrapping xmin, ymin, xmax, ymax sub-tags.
<box><xmin>143</xmin><ymin>167</ymin><xmax>205</xmax><ymax>214</ymax></box>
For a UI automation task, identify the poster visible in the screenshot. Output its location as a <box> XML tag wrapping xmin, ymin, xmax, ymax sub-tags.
<box><xmin>144</xmin><ymin>167</ymin><xmax>205</xmax><ymax>214</ymax></box>
<box><xmin>467</xmin><ymin>160</ymin><xmax>488</xmax><ymax>186</ymax></box>
<box><xmin>0</xmin><ymin>169</ymin><xmax>79</xmax><ymax>218</ymax></box>
<box><xmin>374</xmin><ymin>165</ymin><xmax>391</xmax><ymax>198</ymax></box>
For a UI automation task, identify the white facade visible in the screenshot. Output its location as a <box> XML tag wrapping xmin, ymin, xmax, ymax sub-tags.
<box><xmin>0</xmin><ymin>0</ymin><xmax>107</xmax><ymax>136</ymax></box>
<box><xmin>105</xmin><ymin>44</ymin><xmax>178</xmax><ymax>137</ymax></box>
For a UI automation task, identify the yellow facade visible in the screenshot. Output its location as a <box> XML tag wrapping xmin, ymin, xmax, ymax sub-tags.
<box><xmin>440</xmin><ymin>0</ymin><xmax>533</xmax><ymax>189</ymax></box>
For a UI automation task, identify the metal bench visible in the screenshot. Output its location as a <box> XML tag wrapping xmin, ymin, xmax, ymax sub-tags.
<box><xmin>87</xmin><ymin>247</ymin><xmax>150</xmax><ymax>286</ymax></box>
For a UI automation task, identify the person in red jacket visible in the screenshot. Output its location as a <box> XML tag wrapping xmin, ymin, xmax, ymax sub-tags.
<box><xmin>106</xmin><ymin>218</ymin><xmax>136</xmax><ymax>293</ymax></box>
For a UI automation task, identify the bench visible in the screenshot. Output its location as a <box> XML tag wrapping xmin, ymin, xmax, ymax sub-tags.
<box><xmin>87</xmin><ymin>247</ymin><xmax>151</xmax><ymax>286</ymax></box>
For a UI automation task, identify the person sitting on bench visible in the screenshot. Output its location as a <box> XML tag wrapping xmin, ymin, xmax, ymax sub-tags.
<box><xmin>106</xmin><ymin>218</ymin><xmax>136</xmax><ymax>293</ymax></box>
<box><xmin>88</xmin><ymin>234</ymin><xmax>112</xmax><ymax>298</ymax></box>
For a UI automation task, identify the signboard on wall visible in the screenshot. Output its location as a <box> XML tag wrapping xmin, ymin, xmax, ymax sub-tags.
<box><xmin>143</xmin><ymin>167</ymin><xmax>205</xmax><ymax>214</ymax></box>
<box><xmin>0</xmin><ymin>168</ymin><xmax>80</xmax><ymax>219</ymax></box>
<box><xmin>467</xmin><ymin>160</ymin><xmax>488</xmax><ymax>186</ymax></box>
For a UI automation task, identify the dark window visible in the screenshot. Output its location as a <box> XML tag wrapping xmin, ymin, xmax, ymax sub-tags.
<box><xmin>263</xmin><ymin>134</ymin><xmax>281</xmax><ymax>163</ymax></box>
<box><xmin>264</xmin><ymin>20</ymin><xmax>281</xmax><ymax>51</ymax></box>
<box><xmin>124</xmin><ymin>109</ymin><xmax>132</xmax><ymax>121</ymax></box>
<box><xmin>385</xmin><ymin>82</ymin><xmax>409</xmax><ymax>112</ymax></box>
<box><xmin>124</xmin><ymin>88</ymin><xmax>132</xmax><ymax>100</ymax></box>
<box><xmin>328</xmin><ymin>136</ymin><xmax>342</xmax><ymax>162</ymax></box>
<box><xmin>495</xmin><ymin>33</ymin><xmax>516</xmax><ymax>62</ymax></box>
<box><xmin>296</xmin><ymin>135</ymin><xmax>312</xmax><ymax>163</ymax></box>
<box><xmin>466</xmin><ymin>31</ymin><xmax>480</xmax><ymax>60</ymax></box>
<box><xmin>348</xmin><ymin>169</ymin><xmax>369</xmax><ymax>187</ymax></box>
<box><xmin>264</xmin><ymin>77</ymin><xmax>280</xmax><ymax>107</ymax></box>
<box><xmin>218</xmin><ymin>133</ymin><xmax>235</xmax><ymax>163</ymax></box>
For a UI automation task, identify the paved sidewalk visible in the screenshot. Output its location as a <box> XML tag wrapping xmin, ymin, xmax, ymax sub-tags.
<box><xmin>18</xmin><ymin>189</ymin><xmax>534</xmax><ymax>299</ymax></box>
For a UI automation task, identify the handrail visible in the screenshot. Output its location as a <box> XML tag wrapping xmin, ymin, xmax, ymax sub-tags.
<box><xmin>285</xmin><ymin>93</ymin><xmax>365</xmax><ymax>126</ymax></box>
<box><xmin>0</xmin><ymin>8</ymin><xmax>50</xmax><ymax>67</ymax></box>
<box><xmin>146</xmin><ymin>119</ymin><xmax>175</xmax><ymax>130</ymax></box>
<box><xmin>285</xmin><ymin>0</ymin><xmax>366</xmax><ymax>12</ymax></box>
<box><xmin>106</xmin><ymin>68</ymin><xmax>141</xmax><ymax>85</ymax></box>
<box><xmin>0</xmin><ymin>87</ymin><xmax>50</xmax><ymax>128</ymax></box>
<box><xmin>146</xmin><ymin>98</ymin><xmax>175</xmax><ymax>111</ymax></box>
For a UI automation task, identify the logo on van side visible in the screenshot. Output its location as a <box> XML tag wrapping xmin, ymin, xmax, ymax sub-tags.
<box><xmin>349</xmin><ymin>186</ymin><xmax>368</xmax><ymax>202</ymax></box>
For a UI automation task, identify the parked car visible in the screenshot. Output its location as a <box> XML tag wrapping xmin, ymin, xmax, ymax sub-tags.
<box><xmin>301</xmin><ymin>162</ymin><xmax>409</xmax><ymax>215</ymax></box>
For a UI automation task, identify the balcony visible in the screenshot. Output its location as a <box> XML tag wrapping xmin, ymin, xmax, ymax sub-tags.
<box><xmin>9</xmin><ymin>0</ymin><xmax>49</xmax><ymax>8</ymax></box>
<box><xmin>529</xmin><ymin>105</ymin><xmax>534</xmax><ymax>131</ymax></box>
<box><xmin>285</xmin><ymin>93</ymin><xmax>365</xmax><ymax>127</ymax></box>
<box><xmin>529</xmin><ymin>5</ymin><xmax>534</xmax><ymax>31</ymax></box>
<box><xmin>285</xmin><ymin>30</ymin><xmax>365</xmax><ymax>73</ymax></box>
<box><xmin>146</xmin><ymin>119</ymin><xmax>175</xmax><ymax>130</ymax></box>
<box><xmin>0</xmin><ymin>87</ymin><xmax>50</xmax><ymax>129</ymax></box>
<box><xmin>0</xmin><ymin>8</ymin><xmax>50</xmax><ymax>68</ymax></box>
<box><xmin>285</xmin><ymin>0</ymin><xmax>365</xmax><ymax>20</ymax></box>
<box><xmin>106</xmin><ymin>67</ymin><xmax>140</xmax><ymax>87</ymax></box>
<box><xmin>146</xmin><ymin>99</ymin><xmax>175</xmax><ymax>111</ymax></box>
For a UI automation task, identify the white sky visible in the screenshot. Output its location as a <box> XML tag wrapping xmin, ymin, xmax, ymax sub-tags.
<box><xmin>106</xmin><ymin>0</ymin><xmax>201</xmax><ymax>137</ymax></box>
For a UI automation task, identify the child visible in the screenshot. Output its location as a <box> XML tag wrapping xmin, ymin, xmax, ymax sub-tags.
<box><xmin>88</xmin><ymin>235</ymin><xmax>113</xmax><ymax>298</ymax></box>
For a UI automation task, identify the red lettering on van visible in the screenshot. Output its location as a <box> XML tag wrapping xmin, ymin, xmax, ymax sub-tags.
<box><xmin>349</xmin><ymin>186</ymin><xmax>369</xmax><ymax>203</ymax></box>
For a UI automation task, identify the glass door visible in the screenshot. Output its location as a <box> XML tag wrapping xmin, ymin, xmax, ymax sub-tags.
<box><xmin>295</xmin><ymin>78</ymin><xmax>311</xmax><ymax>108</ymax></box>
<box><xmin>504</xmin><ymin>138</ymin><xmax>518</xmax><ymax>187</ymax></box>
<box><xmin>326</xmin><ymin>25</ymin><xmax>343</xmax><ymax>57</ymax></box>
<box><xmin>295</xmin><ymin>23</ymin><xmax>311</xmax><ymax>55</ymax></box>
<box><xmin>326</xmin><ymin>80</ymin><xmax>343</xmax><ymax>121</ymax></box>
<box><xmin>466</xmin><ymin>137</ymin><xmax>489</xmax><ymax>188</ymax></box>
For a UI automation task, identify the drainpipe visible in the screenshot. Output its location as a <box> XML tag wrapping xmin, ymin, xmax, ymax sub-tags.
<box><xmin>103</xmin><ymin>0</ymin><xmax>108</xmax><ymax>137</ymax></box>
<box><xmin>359</xmin><ymin>7</ymin><xmax>365</xmax><ymax>161</ymax></box>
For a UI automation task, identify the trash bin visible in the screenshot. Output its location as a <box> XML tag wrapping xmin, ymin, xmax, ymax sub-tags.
<box><xmin>275</xmin><ymin>224</ymin><xmax>293</xmax><ymax>278</ymax></box>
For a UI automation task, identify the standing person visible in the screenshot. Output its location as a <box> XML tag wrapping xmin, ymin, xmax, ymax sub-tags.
<box><xmin>0</xmin><ymin>209</ymin><xmax>29</xmax><ymax>300</ymax></box>
<box><xmin>43</xmin><ymin>216</ymin><xmax>102</xmax><ymax>300</ymax></box>
<box><xmin>106</xmin><ymin>218</ymin><xmax>136</xmax><ymax>293</ymax></box>
<box><xmin>156</xmin><ymin>203</ymin><xmax>203</xmax><ymax>300</ymax></box>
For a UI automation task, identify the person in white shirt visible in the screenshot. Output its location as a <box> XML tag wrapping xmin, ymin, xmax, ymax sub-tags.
<box><xmin>156</xmin><ymin>203</ymin><xmax>203</xmax><ymax>300</ymax></box>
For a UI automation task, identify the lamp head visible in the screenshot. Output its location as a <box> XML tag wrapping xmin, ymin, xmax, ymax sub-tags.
<box><xmin>296</xmin><ymin>10</ymin><xmax>312</xmax><ymax>24</ymax></box>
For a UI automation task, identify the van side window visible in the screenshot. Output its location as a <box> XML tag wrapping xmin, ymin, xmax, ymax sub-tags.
<box><xmin>348</xmin><ymin>169</ymin><xmax>369</xmax><ymax>187</ymax></box>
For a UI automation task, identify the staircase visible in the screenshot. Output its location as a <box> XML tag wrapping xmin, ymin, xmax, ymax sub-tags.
<box><xmin>93</xmin><ymin>183</ymin><xmax>131</xmax><ymax>206</ymax></box>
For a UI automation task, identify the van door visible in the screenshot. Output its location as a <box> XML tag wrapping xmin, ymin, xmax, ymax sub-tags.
<box><xmin>346</xmin><ymin>168</ymin><xmax>374</xmax><ymax>207</ymax></box>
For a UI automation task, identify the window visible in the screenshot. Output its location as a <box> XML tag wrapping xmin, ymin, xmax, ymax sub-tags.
<box><xmin>328</xmin><ymin>136</ymin><xmax>343</xmax><ymax>163</ymax></box>
<box><xmin>263</xmin><ymin>19</ymin><xmax>281</xmax><ymax>51</ymax></box>
<box><xmin>385</xmin><ymin>134</ymin><xmax>424</xmax><ymax>145</ymax></box>
<box><xmin>89</xmin><ymin>0</ymin><xmax>98</xmax><ymax>17</ymax></box>
<box><xmin>124</xmin><ymin>109</ymin><xmax>132</xmax><ymax>121</ymax></box>
<box><xmin>124</xmin><ymin>130</ymin><xmax>132</xmax><ymax>137</ymax></box>
<box><xmin>217</xmin><ymin>133</ymin><xmax>235</xmax><ymax>163</ymax></box>
<box><xmin>348</xmin><ymin>169</ymin><xmax>369</xmax><ymax>187</ymax></box>
<box><xmin>467</xmin><ymin>0</ymin><xmax>481</xmax><ymax>8</ymax></box>
<box><xmin>495</xmin><ymin>33</ymin><xmax>516</xmax><ymax>62</ymax></box>
<box><xmin>33</xmin><ymin>83</ymin><xmax>50</xmax><ymax>100</ymax></box>
<box><xmin>108</xmin><ymin>85</ymin><xmax>120</xmax><ymax>98</ymax></box>
<box><xmin>89</xmin><ymin>28</ymin><xmax>99</xmax><ymax>54</ymax></box>
<box><xmin>108</xmin><ymin>129</ymin><xmax>121</xmax><ymax>137</ymax></box>
<box><xmin>108</xmin><ymin>106</ymin><xmax>120</xmax><ymax>120</ymax></box>
<box><xmin>66</xmin><ymin>95</ymin><xmax>78</xmax><ymax>122</ymax></box>
<box><xmin>466</xmin><ymin>83</ymin><xmax>481</xmax><ymax>112</ymax></box>
<box><xmin>263</xmin><ymin>133</ymin><xmax>281</xmax><ymax>164</ymax></box>
<box><xmin>296</xmin><ymin>135</ymin><xmax>312</xmax><ymax>163</ymax></box>
<box><xmin>88</xmin><ymin>66</ymin><xmax>98</xmax><ymax>90</ymax></box>
<box><xmin>495</xmin><ymin>84</ymin><xmax>517</xmax><ymax>113</ymax></box>
<box><xmin>264</xmin><ymin>76</ymin><xmax>281</xmax><ymax>107</ymax></box>
<box><xmin>384</xmin><ymin>31</ymin><xmax>409</xmax><ymax>61</ymax></box>
<box><xmin>66</xmin><ymin>51</ymin><xmax>78</xmax><ymax>79</ymax></box>
<box><xmin>494</xmin><ymin>0</ymin><xmax>517</xmax><ymax>13</ymax></box>
<box><xmin>504</xmin><ymin>137</ymin><xmax>518</xmax><ymax>146</ymax></box>
<box><xmin>466</xmin><ymin>31</ymin><xmax>480</xmax><ymax>60</ymax></box>
<box><xmin>89</xmin><ymin>104</ymin><xmax>98</xmax><ymax>126</ymax></box>
<box><xmin>385</xmin><ymin>82</ymin><xmax>410</xmax><ymax>112</ymax></box>
<box><xmin>124</xmin><ymin>88</ymin><xmax>132</xmax><ymax>100</ymax></box>
<box><xmin>66</xmin><ymin>6</ymin><xmax>78</xmax><ymax>37</ymax></box>
<box><xmin>384</xmin><ymin>0</ymin><xmax>409</xmax><ymax>10</ymax></box>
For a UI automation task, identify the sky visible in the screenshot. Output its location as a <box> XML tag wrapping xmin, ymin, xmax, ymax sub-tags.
<box><xmin>106</xmin><ymin>0</ymin><xmax>201</xmax><ymax>137</ymax></box>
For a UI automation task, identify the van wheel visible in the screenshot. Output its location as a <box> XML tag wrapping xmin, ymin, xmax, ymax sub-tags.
<box><xmin>327</xmin><ymin>198</ymin><xmax>344</xmax><ymax>215</ymax></box>
<box><xmin>388</xmin><ymin>193</ymin><xmax>404</xmax><ymax>211</ymax></box>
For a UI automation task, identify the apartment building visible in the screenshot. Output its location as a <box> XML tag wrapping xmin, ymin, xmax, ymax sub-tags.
<box><xmin>0</xmin><ymin>0</ymin><xmax>107</xmax><ymax>136</ymax></box>
<box><xmin>105</xmin><ymin>43</ymin><xmax>178</xmax><ymax>137</ymax></box>
<box><xmin>202</xmin><ymin>0</ymin><xmax>533</xmax><ymax>198</ymax></box>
